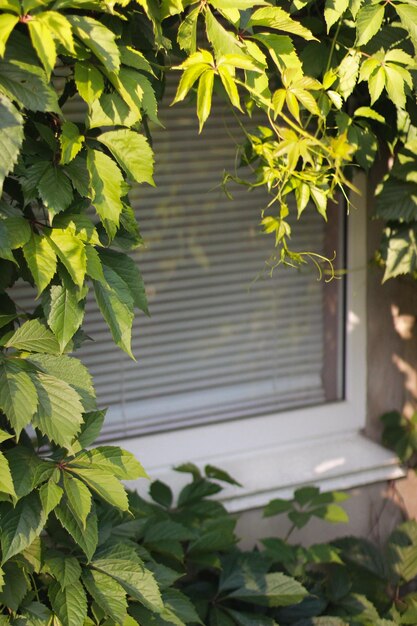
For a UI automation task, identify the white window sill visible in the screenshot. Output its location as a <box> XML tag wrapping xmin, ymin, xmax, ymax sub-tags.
<box><xmin>123</xmin><ymin>430</ymin><xmax>405</xmax><ymax>513</ymax></box>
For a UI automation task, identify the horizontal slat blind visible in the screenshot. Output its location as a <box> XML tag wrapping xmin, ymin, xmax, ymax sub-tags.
<box><xmin>11</xmin><ymin>80</ymin><xmax>343</xmax><ymax>439</ymax></box>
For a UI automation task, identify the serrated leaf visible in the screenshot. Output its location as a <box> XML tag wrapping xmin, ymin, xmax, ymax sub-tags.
<box><xmin>0</xmin><ymin>58</ymin><xmax>60</xmax><ymax>113</ymax></box>
<box><xmin>356</xmin><ymin>4</ymin><xmax>385</xmax><ymax>46</ymax></box>
<box><xmin>0</xmin><ymin>561</ymin><xmax>29</xmax><ymax>611</ymax></box>
<box><xmin>27</xmin><ymin>353</ymin><xmax>96</xmax><ymax>412</ymax></box>
<box><xmin>248</xmin><ymin>7</ymin><xmax>316</xmax><ymax>40</ymax></box>
<box><xmin>178</xmin><ymin>6</ymin><xmax>199</xmax><ymax>54</ymax></box>
<box><xmin>39</xmin><ymin>480</ymin><xmax>63</xmax><ymax>516</ymax></box>
<box><xmin>87</xmin><ymin>149</ymin><xmax>125</xmax><ymax>231</ymax></box>
<box><xmin>0</xmin><ymin>95</ymin><xmax>23</xmax><ymax>195</ymax></box>
<box><xmin>0</xmin><ymin>451</ymin><xmax>15</xmax><ymax>498</ymax></box>
<box><xmin>4</xmin><ymin>447</ymin><xmax>45</xmax><ymax>499</ymax></box>
<box><xmin>395</xmin><ymin>4</ymin><xmax>417</xmax><ymax>53</ymax></box>
<box><xmin>48</xmin><ymin>580</ymin><xmax>87</xmax><ymax>626</ymax></box>
<box><xmin>97</xmin><ymin>130</ymin><xmax>154</xmax><ymax>185</ymax></box>
<box><xmin>28</xmin><ymin>19</ymin><xmax>56</xmax><ymax>78</ymax></box>
<box><xmin>82</xmin><ymin>569</ymin><xmax>127</xmax><ymax>623</ymax></box>
<box><xmin>63</xmin><ymin>473</ymin><xmax>92</xmax><ymax>528</ymax></box>
<box><xmin>43</xmin><ymin>551</ymin><xmax>82</xmax><ymax>588</ymax></box>
<box><xmin>36</xmin><ymin>11</ymin><xmax>75</xmax><ymax>54</ymax></box>
<box><xmin>2</xmin><ymin>215</ymin><xmax>31</xmax><ymax>249</ymax></box>
<box><xmin>23</xmin><ymin>232</ymin><xmax>57</xmax><ymax>296</ymax></box>
<box><xmin>88</xmin><ymin>93</ymin><xmax>140</xmax><ymax>129</ymax></box>
<box><xmin>47</xmin><ymin>226</ymin><xmax>87</xmax><ymax>289</ymax></box>
<box><xmin>0</xmin><ymin>14</ymin><xmax>18</xmax><ymax>57</ymax></box>
<box><xmin>91</xmin><ymin>545</ymin><xmax>163</xmax><ymax>613</ymax></box>
<box><xmin>218</xmin><ymin>66</ymin><xmax>241</xmax><ymax>110</ymax></box>
<box><xmin>67</xmin><ymin>15</ymin><xmax>120</xmax><ymax>73</ymax></box>
<box><xmin>228</xmin><ymin>572</ymin><xmax>308</xmax><ymax>607</ymax></box>
<box><xmin>67</xmin><ymin>466</ymin><xmax>129</xmax><ymax>511</ymax></box>
<box><xmin>6</xmin><ymin>319</ymin><xmax>60</xmax><ymax>354</ymax></box>
<box><xmin>0</xmin><ymin>357</ymin><xmax>38</xmax><ymax>436</ymax></box>
<box><xmin>76</xmin><ymin>410</ymin><xmax>105</xmax><ymax>448</ymax></box>
<box><xmin>324</xmin><ymin>0</ymin><xmax>349</xmax><ymax>31</ymax></box>
<box><xmin>70</xmin><ymin>446</ymin><xmax>148</xmax><ymax>480</ymax></box>
<box><xmin>338</xmin><ymin>52</ymin><xmax>360</xmax><ymax>99</ymax></box>
<box><xmin>0</xmin><ymin>492</ymin><xmax>45</xmax><ymax>563</ymax></box>
<box><xmin>98</xmin><ymin>248</ymin><xmax>148</xmax><ymax>314</ymax></box>
<box><xmin>60</xmin><ymin>121</ymin><xmax>84</xmax><ymax>165</ymax></box>
<box><xmin>74</xmin><ymin>61</ymin><xmax>104</xmax><ymax>105</ymax></box>
<box><xmin>205</xmin><ymin>7</ymin><xmax>243</xmax><ymax>58</ymax></box>
<box><xmin>197</xmin><ymin>69</ymin><xmax>214</xmax><ymax>132</ymax></box>
<box><xmin>93</xmin><ymin>266</ymin><xmax>134</xmax><ymax>357</ymax></box>
<box><xmin>45</xmin><ymin>284</ymin><xmax>84</xmax><ymax>352</ymax></box>
<box><xmin>31</xmin><ymin>371</ymin><xmax>84</xmax><ymax>448</ymax></box>
<box><xmin>55</xmin><ymin>504</ymin><xmax>98</xmax><ymax>561</ymax></box>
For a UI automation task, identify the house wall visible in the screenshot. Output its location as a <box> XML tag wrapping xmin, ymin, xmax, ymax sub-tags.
<box><xmin>232</xmin><ymin>162</ymin><xmax>417</xmax><ymax>548</ymax></box>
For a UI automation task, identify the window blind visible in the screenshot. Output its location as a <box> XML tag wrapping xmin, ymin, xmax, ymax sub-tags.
<box><xmin>11</xmin><ymin>80</ymin><xmax>344</xmax><ymax>439</ymax></box>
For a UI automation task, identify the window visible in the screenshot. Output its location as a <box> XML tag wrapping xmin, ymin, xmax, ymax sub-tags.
<box><xmin>13</xmin><ymin>83</ymin><xmax>402</xmax><ymax>510</ymax></box>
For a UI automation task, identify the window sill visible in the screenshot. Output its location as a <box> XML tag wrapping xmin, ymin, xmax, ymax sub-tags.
<box><xmin>122</xmin><ymin>430</ymin><xmax>405</xmax><ymax>513</ymax></box>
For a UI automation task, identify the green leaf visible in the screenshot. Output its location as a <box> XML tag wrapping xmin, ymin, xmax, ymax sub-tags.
<box><xmin>120</xmin><ymin>46</ymin><xmax>154</xmax><ymax>75</ymax></box>
<box><xmin>2</xmin><ymin>215</ymin><xmax>31</xmax><ymax>249</ymax></box>
<box><xmin>36</xmin><ymin>11</ymin><xmax>75</xmax><ymax>54</ymax></box>
<box><xmin>63</xmin><ymin>156</ymin><xmax>89</xmax><ymax>197</ymax></box>
<box><xmin>218</xmin><ymin>65</ymin><xmax>241</xmax><ymax>110</ymax></box>
<box><xmin>356</xmin><ymin>4</ymin><xmax>385</xmax><ymax>46</ymax></box>
<box><xmin>23</xmin><ymin>232</ymin><xmax>57</xmax><ymax>296</ymax></box>
<box><xmin>76</xmin><ymin>410</ymin><xmax>105</xmax><ymax>448</ymax></box>
<box><xmin>149</xmin><ymin>480</ymin><xmax>173</xmax><ymax>508</ymax></box>
<box><xmin>27</xmin><ymin>353</ymin><xmax>96</xmax><ymax>412</ymax></box>
<box><xmin>91</xmin><ymin>544</ymin><xmax>164</xmax><ymax>614</ymax></box>
<box><xmin>0</xmin><ymin>95</ymin><xmax>23</xmax><ymax>195</ymax></box>
<box><xmin>87</xmin><ymin>149</ymin><xmax>125</xmax><ymax>231</ymax></box>
<box><xmin>43</xmin><ymin>551</ymin><xmax>82</xmax><ymax>588</ymax></box>
<box><xmin>4</xmin><ymin>447</ymin><xmax>45</xmax><ymax>499</ymax></box>
<box><xmin>74</xmin><ymin>61</ymin><xmax>104</xmax><ymax>105</ymax></box>
<box><xmin>205</xmin><ymin>7</ymin><xmax>243</xmax><ymax>58</ymax></box>
<box><xmin>0</xmin><ymin>58</ymin><xmax>60</xmax><ymax>113</ymax></box>
<box><xmin>67</xmin><ymin>16</ymin><xmax>120</xmax><ymax>73</ymax></box>
<box><xmin>177</xmin><ymin>7</ymin><xmax>199</xmax><ymax>54</ymax></box>
<box><xmin>0</xmin><ymin>451</ymin><xmax>15</xmax><ymax>499</ymax></box>
<box><xmin>60</xmin><ymin>121</ymin><xmax>84</xmax><ymax>165</ymax></box>
<box><xmin>31</xmin><ymin>371</ymin><xmax>84</xmax><ymax>448</ymax></box>
<box><xmin>39</xmin><ymin>480</ymin><xmax>63</xmax><ymax>516</ymax></box>
<box><xmin>0</xmin><ymin>357</ymin><xmax>38</xmax><ymax>436</ymax></box>
<box><xmin>88</xmin><ymin>93</ymin><xmax>140</xmax><ymax>129</ymax></box>
<box><xmin>47</xmin><ymin>226</ymin><xmax>87</xmax><ymax>289</ymax></box>
<box><xmin>0</xmin><ymin>561</ymin><xmax>29</xmax><ymax>611</ymax></box>
<box><xmin>381</xmin><ymin>226</ymin><xmax>417</xmax><ymax>281</ymax></box>
<box><xmin>0</xmin><ymin>492</ymin><xmax>45</xmax><ymax>563</ymax></box>
<box><xmin>93</xmin><ymin>267</ymin><xmax>134</xmax><ymax>357</ymax></box>
<box><xmin>0</xmin><ymin>15</ymin><xmax>18</xmax><ymax>57</ymax></box>
<box><xmin>395</xmin><ymin>4</ymin><xmax>417</xmax><ymax>53</ymax></box>
<box><xmin>98</xmin><ymin>248</ymin><xmax>148</xmax><ymax>314</ymax></box>
<box><xmin>248</xmin><ymin>7</ymin><xmax>316</xmax><ymax>40</ymax></box>
<box><xmin>67</xmin><ymin>465</ymin><xmax>129</xmax><ymax>510</ymax></box>
<box><xmin>37</xmin><ymin>165</ymin><xmax>74</xmax><ymax>217</ymax></box>
<box><xmin>63</xmin><ymin>473</ymin><xmax>92</xmax><ymax>528</ymax></box>
<box><xmin>228</xmin><ymin>572</ymin><xmax>308</xmax><ymax>607</ymax></box>
<box><xmin>45</xmin><ymin>284</ymin><xmax>85</xmax><ymax>352</ymax></box>
<box><xmin>6</xmin><ymin>319</ymin><xmax>60</xmax><ymax>354</ymax></box>
<box><xmin>197</xmin><ymin>69</ymin><xmax>214</xmax><ymax>132</ymax></box>
<box><xmin>338</xmin><ymin>52</ymin><xmax>360</xmax><ymax>99</ymax></box>
<box><xmin>324</xmin><ymin>0</ymin><xmax>349</xmax><ymax>31</ymax></box>
<box><xmin>82</xmin><ymin>569</ymin><xmax>127</xmax><ymax>624</ymax></box>
<box><xmin>28</xmin><ymin>19</ymin><xmax>56</xmax><ymax>78</ymax></box>
<box><xmin>55</xmin><ymin>503</ymin><xmax>98</xmax><ymax>561</ymax></box>
<box><xmin>97</xmin><ymin>130</ymin><xmax>154</xmax><ymax>185</ymax></box>
<box><xmin>70</xmin><ymin>446</ymin><xmax>148</xmax><ymax>480</ymax></box>
<box><xmin>48</xmin><ymin>580</ymin><xmax>87</xmax><ymax>626</ymax></box>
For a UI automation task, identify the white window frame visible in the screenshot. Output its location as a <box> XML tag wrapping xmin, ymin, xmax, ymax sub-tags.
<box><xmin>113</xmin><ymin>172</ymin><xmax>404</xmax><ymax>511</ymax></box>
